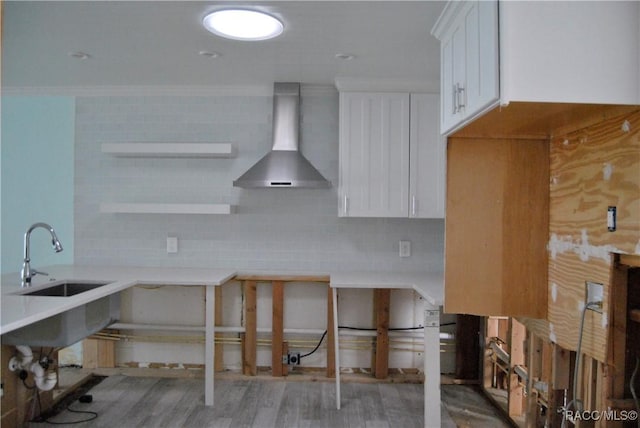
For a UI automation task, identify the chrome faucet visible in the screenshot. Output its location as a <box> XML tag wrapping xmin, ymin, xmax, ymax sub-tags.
<box><xmin>21</xmin><ymin>222</ymin><xmax>63</xmax><ymax>287</ymax></box>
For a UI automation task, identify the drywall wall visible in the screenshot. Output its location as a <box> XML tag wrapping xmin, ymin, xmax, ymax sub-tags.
<box><xmin>0</xmin><ymin>96</ymin><xmax>75</xmax><ymax>274</ymax></box>
<box><xmin>72</xmin><ymin>88</ymin><xmax>447</xmax><ymax>370</ymax></box>
<box><xmin>73</xmin><ymin>90</ymin><xmax>444</xmax><ymax>273</ymax></box>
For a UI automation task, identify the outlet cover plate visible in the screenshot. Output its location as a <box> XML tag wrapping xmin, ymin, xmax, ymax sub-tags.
<box><xmin>167</xmin><ymin>237</ymin><xmax>178</xmax><ymax>253</ymax></box>
<box><xmin>399</xmin><ymin>240</ymin><xmax>411</xmax><ymax>258</ymax></box>
<box><xmin>586</xmin><ymin>281</ymin><xmax>603</xmax><ymax>312</ymax></box>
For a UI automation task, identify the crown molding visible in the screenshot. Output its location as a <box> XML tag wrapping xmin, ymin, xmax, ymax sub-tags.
<box><xmin>334</xmin><ymin>77</ymin><xmax>439</xmax><ymax>94</ymax></box>
<box><xmin>2</xmin><ymin>83</ymin><xmax>338</xmax><ymax>97</ymax></box>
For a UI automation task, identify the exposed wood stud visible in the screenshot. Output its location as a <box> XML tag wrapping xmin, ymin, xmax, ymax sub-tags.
<box><xmin>243</xmin><ymin>280</ymin><xmax>257</xmax><ymax>376</ymax></box>
<box><xmin>83</xmin><ymin>338</ymin><xmax>115</xmax><ymax>369</ymax></box>
<box><xmin>272</xmin><ymin>280</ymin><xmax>285</xmax><ymax>377</ymax></box>
<box><xmin>374</xmin><ymin>289</ymin><xmax>390</xmax><ymax>379</ymax></box>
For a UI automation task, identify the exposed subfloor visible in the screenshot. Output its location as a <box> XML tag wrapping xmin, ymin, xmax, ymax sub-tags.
<box><xmin>30</xmin><ymin>373</ymin><xmax>512</xmax><ymax>428</ymax></box>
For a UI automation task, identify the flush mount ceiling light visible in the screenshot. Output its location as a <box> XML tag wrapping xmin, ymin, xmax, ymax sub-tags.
<box><xmin>68</xmin><ymin>51</ymin><xmax>91</xmax><ymax>60</ymax></box>
<box><xmin>198</xmin><ymin>50</ymin><xmax>221</xmax><ymax>58</ymax></box>
<box><xmin>335</xmin><ymin>53</ymin><xmax>356</xmax><ymax>61</ymax></box>
<box><xmin>202</xmin><ymin>9</ymin><xmax>284</xmax><ymax>41</ymax></box>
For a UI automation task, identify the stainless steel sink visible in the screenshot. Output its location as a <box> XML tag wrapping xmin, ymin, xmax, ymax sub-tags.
<box><xmin>20</xmin><ymin>280</ymin><xmax>111</xmax><ymax>297</ymax></box>
<box><xmin>2</xmin><ymin>280</ymin><xmax>120</xmax><ymax>347</ymax></box>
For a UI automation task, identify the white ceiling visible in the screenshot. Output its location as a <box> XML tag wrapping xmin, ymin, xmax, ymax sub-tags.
<box><xmin>2</xmin><ymin>1</ymin><xmax>446</xmax><ymax>91</ymax></box>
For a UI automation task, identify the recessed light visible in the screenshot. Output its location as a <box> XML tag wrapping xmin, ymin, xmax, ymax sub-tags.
<box><xmin>335</xmin><ymin>53</ymin><xmax>356</xmax><ymax>60</ymax></box>
<box><xmin>202</xmin><ymin>9</ymin><xmax>284</xmax><ymax>41</ymax></box>
<box><xmin>199</xmin><ymin>50</ymin><xmax>221</xmax><ymax>58</ymax></box>
<box><xmin>68</xmin><ymin>51</ymin><xmax>91</xmax><ymax>60</ymax></box>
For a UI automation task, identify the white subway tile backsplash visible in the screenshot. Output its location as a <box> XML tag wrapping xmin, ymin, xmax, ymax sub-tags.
<box><xmin>74</xmin><ymin>92</ymin><xmax>443</xmax><ymax>272</ymax></box>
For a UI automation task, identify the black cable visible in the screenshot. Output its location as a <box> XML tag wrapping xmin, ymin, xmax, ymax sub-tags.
<box><xmin>300</xmin><ymin>330</ymin><xmax>327</xmax><ymax>359</ymax></box>
<box><xmin>32</xmin><ymin>387</ymin><xmax>99</xmax><ymax>425</ymax></box>
<box><xmin>299</xmin><ymin>322</ymin><xmax>454</xmax><ymax>360</ymax></box>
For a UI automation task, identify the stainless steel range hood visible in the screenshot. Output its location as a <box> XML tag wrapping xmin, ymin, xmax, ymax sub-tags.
<box><xmin>233</xmin><ymin>83</ymin><xmax>331</xmax><ymax>188</ymax></box>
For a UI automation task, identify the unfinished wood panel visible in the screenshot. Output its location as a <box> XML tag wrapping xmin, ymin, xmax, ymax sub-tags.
<box><xmin>525</xmin><ymin>334</ymin><xmax>539</xmax><ymax>426</ymax></box>
<box><xmin>326</xmin><ymin>286</ymin><xmax>335</xmax><ymax>378</ymax></box>
<box><xmin>552</xmin><ymin>344</ymin><xmax>571</xmax><ymax>391</ymax></box>
<box><xmin>446</xmin><ymin>137</ymin><xmax>549</xmax><ymax>317</ymax></box>
<box><xmin>510</xmin><ymin>319</ymin><xmax>526</xmax><ymax>367</ymax></box>
<box><xmin>272</xmin><ymin>280</ymin><xmax>284</xmax><ymax>377</ymax></box>
<box><xmin>83</xmin><ymin>338</ymin><xmax>115</xmax><ymax>368</ymax></box>
<box><xmin>214</xmin><ymin>286</ymin><xmax>223</xmax><ymax>372</ymax></box>
<box><xmin>243</xmin><ymin>280</ymin><xmax>257</xmax><ymax>376</ymax></box>
<box><xmin>547</xmin><ymin>109</ymin><xmax>640</xmax><ymax>363</ymax></box>
<box><xmin>508</xmin><ymin>372</ymin><xmax>525</xmax><ymax>417</ymax></box>
<box><xmin>373</xmin><ymin>289</ymin><xmax>390</xmax><ymax>379</ymax></box>
<box><xmin>607</xmin><ymin>257</ymin><xmax>629</xmax><ymax>402</ymax></box>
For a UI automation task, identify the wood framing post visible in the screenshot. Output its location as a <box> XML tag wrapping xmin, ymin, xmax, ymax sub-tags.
<box><xmin>214</xmin><ymin>286</ymin><xmax>224</xmax><ymax>372</ymax></box>
<box><xmin>243</xmin><ymin>280</ymin><xmax>257</xmax><ymax>376</ymax></box>
<box><xmin>272</xmin><ymin>280</ymin><xmax>285</xmax><ymax>377</ymax></box>
<box><xmin>508</xmin><ymin>319</ymin><xmax>526</xmax><ymax>418</ymax></box>
<box><xmin>83</xmin><ymin>338</ymin><xmax>115</xmax><ymax>368</ymax></box>
<box><xmin>326</xmin><ymin>285</ymin><xmax>336</xmax><ymax>378</ymax></box>
<box><xmin>374</xmin><ymin>288</ymin><xmax>390</xmax><ymax>379</ymax></box>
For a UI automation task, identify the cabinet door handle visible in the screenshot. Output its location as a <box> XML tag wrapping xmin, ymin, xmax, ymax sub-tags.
<box><xmin>456</xmin><ymin>84</ymin><xmax>466</xmax><ymax>111</ymax></box>
<box><xmin>411</xmin><ymin>195</ymin><xmax>417</xmax><ymax>217</ymax></box>
<box><xmin>452</xmin><ymin>84</ymin><xmax>458</xmax><ymax>114</ymax></box>
<box><xmin>343</xmin><ymin>195</ymin><xmax>349</xmax><ymax>215</ymax></box>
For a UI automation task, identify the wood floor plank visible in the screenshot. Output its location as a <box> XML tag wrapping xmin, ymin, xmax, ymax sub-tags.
<box><xmin>28</xmin><ymin>374</ymin><xmax>512</xmax><ymax>428</ymax></box>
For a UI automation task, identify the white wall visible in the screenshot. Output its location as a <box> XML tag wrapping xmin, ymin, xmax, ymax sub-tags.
<box><xmin>1</xmin><ymin>96</ymin><xmax>75</xmax><ymax>273</ymax></box>
<box><xmin>73</xmin><ymin>88</ymin><xmax>448</xmax><ymax>371</ymax></box>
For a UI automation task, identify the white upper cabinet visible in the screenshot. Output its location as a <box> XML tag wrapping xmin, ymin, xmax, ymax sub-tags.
<box><xmin>432</xmin><ymin>0</ymin><xmax>500</xmax><ymax>135</ymax></box>
<box><xmin>410</xmin><ymin>94</ymin><xmax>445</xmax><ymax>219</ymax></box>
<box><xmin>339</xmin><ymin>92</ymin><xmax>444</xmax><ymax>218</ymax></box>
<box><xmin>339</xmin><ymin>92</ymin><xmax>410</xmax><ymax>218</ymax></box>
<box><xmin>432</xmin><ymin>0</ymin><xmax>640</xmax><ymax>135</ymax></box>
<box><xmin>499</xmin><ymin>1</ymin><xmax>639</xmax><ymax>106</ymax></box>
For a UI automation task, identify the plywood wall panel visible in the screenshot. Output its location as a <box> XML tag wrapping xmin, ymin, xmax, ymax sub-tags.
<box><xmin>547</xmin><ymin>109</ymin><xmax>640</xmax><ymax>363</ymax></box>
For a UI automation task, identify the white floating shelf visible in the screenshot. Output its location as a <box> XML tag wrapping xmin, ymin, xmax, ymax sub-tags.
<box><xmin>101</xmin><ymin>142</ymin><xmax>235</xmax><ymax>158</ymax></box>
<box><xmin>100</xmin><ymin>203</ymin><xmax>234</xmax><ymax>215</ymax></box>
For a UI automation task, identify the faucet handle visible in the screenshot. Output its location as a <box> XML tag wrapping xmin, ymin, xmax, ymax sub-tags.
<box><xmin>31</xmin><ymin>269</ymin><xmax>49</xmax><ymax>277</ymax></box>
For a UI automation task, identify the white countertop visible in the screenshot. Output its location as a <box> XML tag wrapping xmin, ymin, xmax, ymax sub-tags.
<box><xmin>330</xmin><ymin>271</ymin><xmax>444</xmax><ymax>307</ymax></box>
<box><xmin>1</xmin><ymin>265</ymin><xmax>443</xmax><ymax>335</ymax></box>
<box><xmin>0</xmin><ymin>265</ymin><xmax>236</xmax><ymax>335</ymax></box>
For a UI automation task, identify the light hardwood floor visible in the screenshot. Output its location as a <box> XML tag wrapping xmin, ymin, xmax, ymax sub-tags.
<box><xmin>30</xmin><ymin>376</ymin><xmax>509</xmax><ymax>428</ymax></box>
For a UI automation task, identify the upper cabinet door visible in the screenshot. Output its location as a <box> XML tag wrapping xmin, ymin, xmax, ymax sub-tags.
<box><xmin>339</xmin><ymin>92</ymin><xmax>410</xmax><ymax>218</ymax></box>
<box><xmin>409</xmin><ymin>94</ymin><xmax>445</xmax><ymax>219</ymax></box>
<box><xmin>432</xmin><ymin>0</ymin><xmax>500</xmax><ymax>135</ymax></box>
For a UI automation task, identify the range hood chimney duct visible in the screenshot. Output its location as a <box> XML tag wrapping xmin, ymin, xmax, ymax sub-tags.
<box><xmin>233</xmin><ymin>82</ymin><xmax>331</xmax><ymax>188</ymax></box>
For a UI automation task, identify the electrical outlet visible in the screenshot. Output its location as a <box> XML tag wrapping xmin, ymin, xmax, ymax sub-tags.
<box><xmin>167</xmin><ymin>237</ymin><xmax>178</xmax><ymax>253</ymax></box>
<box><xmin>586</xmin><ymin>281</ymin><xmax>603</xmax><ymax>312</ymax></box>
<box><xmin>286</xmin><ymin>353</ymin><xmax>301</xmax><ymax>365</ymax></box>
<box><xmin>399</xmin><ymin>240</ymin><xmax>411</xmax><ymax>258</ymax></box>
<box><xmin>607</xmin><ymin>206</ymin><xmax>617</xmax><ymax>232</ymax></box>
